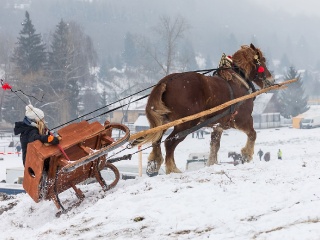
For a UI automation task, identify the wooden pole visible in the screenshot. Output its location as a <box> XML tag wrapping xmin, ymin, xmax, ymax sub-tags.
<box><xmin>138</xmin><ymin>145</ymin><xmax>142</xmax><ymax>177</ymax></box>
<box><xmin>129</xmin><ymin>79</ymin><xmax>297</xmax><ymax>141</ymax></box>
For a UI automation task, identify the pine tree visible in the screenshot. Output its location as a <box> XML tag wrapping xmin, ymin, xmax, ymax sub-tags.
<box><xmin>11</xmin><ymin>11</ymin><xmax>47</xmax><ymax>75</ymax></box>
<box><xmin>48</xmin><ymin>20</ymin><xmax>98</xmax><ymax>123</ymax></box>
<box><xmin>225</xmin><ymin>33</ymin><xmax>239</xmax><ymax>54</ymax></box>
<box><xmin>178</xmin><ymin>39</ymin><xmax>198</xmax><ymax>71</ymax></box>
<box><xmin>98</xmin><ymin>88</ymin><xmax>110</xmax><ymax>122</ymax></box>
<box><xmin>48</xmin><ymin>19</ymin><xmax>69</xmax><ymax>92</ymax></box>
<box><xmin>280</xmin><ymin>53</ymin><xmax>291</xmax><ymax>71</ymax></box>
<box><xmin>122</xmin><ymin>32</ymin><xmax>138</xmax><ymax>68</ymax></box>
<box><xmin>47</xmin><ymin>19</ymin><xmax>80</xmax><ymax>123</ymax></box>
<box><xmin>277</xmin><ymin>66</ymin><xmax>309</xmax><ymax>118</ymax></box>
<box><xmin>98</xmin><ymin>59</ymin><xmax>111</xmax><ymax>80</ymax></box>
<box><xmin>205</xmin><ymin>54</ymin><xmax>213</xmax><ymax>69</ymax></box>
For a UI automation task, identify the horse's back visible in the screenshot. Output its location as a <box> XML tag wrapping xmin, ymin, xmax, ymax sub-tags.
<box><xmin>156</xmin><ymin>72</ymin><xmax>229</xmax><ymax>118</ymax></box>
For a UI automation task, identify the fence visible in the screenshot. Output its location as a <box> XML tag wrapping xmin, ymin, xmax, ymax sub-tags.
<box><xmin>0</xmin><ymin>132</ymin><xmax>20</xmax><ymax>154</ymax></box>
<box><xmin>253</xmin><ymin>113</ymin><xmax>281</xmax><ymax>129</ymax></box>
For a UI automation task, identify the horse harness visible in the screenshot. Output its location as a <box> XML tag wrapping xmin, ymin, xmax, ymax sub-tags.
<box><xmin>174</xmin><ymin>54</ymin><xmax>258</xmax><ymax>139</ymax></box>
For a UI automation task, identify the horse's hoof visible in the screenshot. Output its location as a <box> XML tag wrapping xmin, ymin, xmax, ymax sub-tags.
<box><xmin>146</xmin><ymin>171</ymin><xmax>159</xmax><ymax>177</ymax></box>
<box><xmin>146</xmin><ymin>160</ymin><xmax>158</xmax><ymax>177</ymax></box>
<box><xmin>243</xmin><ymin>157</ymin><xmax>252</xmax><ymax>163</ymax></box>
<box><xmin>241</xmin><ymin>154</ymin><xmax>251</xmax><ymax>163</ymax></box>
<box><xmin>166</xmin><ymin>167</ymin><xmax>182</xmax><ymax>174</ymax></box>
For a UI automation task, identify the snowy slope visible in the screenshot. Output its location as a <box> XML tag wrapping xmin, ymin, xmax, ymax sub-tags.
<box><xmin>1</xmin><ymin>126</ymin><xmax>320</xmax><ymax>240</ymax></box>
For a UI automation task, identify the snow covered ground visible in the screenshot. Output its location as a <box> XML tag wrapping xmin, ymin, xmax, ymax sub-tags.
<box><xmin>1</xmin><ymin>126</ymin><xmax>320</xmax><ymax>239</ymax></box>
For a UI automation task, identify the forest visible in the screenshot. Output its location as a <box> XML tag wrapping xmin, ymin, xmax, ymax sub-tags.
<box><xmin>0</xmin><ymin>0</ymin><xmax>319</xmax><ymax>128</ymax></box>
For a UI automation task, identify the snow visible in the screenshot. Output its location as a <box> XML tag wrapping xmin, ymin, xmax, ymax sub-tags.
<box><xmin>195</xmin><ymin>54</ymin><xmax>206</xmax><ymax>69</ymax></box>
<box><xmin>1</xmin><ymin>126</ymin><xmax>320</xmax><ymax>239</ymax></box>
<box><xmin>110</xmin><ymin>95</ymin><xmax>148</xmax><ymax>112</ymax></box>
<box><xmin>133</xmin><ymin>115</ymin><xmax>149</xmax><ymax>127</ymax></box>
<box><xmin>298</xmin><ymin>105</ymin><xmax>320</xmax><ymax>118</ymax></box>
<box><xmin>252</xmin><ymin>93</ymin><xmax>274</xmax><ymax>115</ymax></box>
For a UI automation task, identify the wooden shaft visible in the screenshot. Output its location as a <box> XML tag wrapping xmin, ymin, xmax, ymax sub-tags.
<box><xmin>129</xmin><ymin>78</ymin><xmax>297</xmax><ymax>141</ymax></box>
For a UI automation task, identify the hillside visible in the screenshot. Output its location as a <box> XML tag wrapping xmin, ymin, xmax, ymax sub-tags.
<box><xmin>1</xmin><ymin>126</ymin><xmax>320</xmax><ymax>239</ymax></box>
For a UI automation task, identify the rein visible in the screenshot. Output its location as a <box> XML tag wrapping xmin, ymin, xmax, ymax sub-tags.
<box><xmin>230</xmin><ymin>66</ymin><xmax>257</xmax><ymax>96</ymax></box>
<box><xmin>173</xmin><ymin>101</ymin><xmax>244</xmax><ymax>139</ymax></box>
<box><xmin>51</xmin><ymin>68</ymin><xmax>220</xmax><ymax>130</ymax></box>
<box><xmin>173</xmin><ymin>66</ymin><xmax>250</xmax><ymax>138</ymax></box>
<box><xmin>182</xmin><ymin>53</ymin><xmax>265</xmax><ymax>135</ymax></box>
<box><xmin>216</xmin><ymin>53</ymin><xmax>260</xmax><ymax>100</ymax></box>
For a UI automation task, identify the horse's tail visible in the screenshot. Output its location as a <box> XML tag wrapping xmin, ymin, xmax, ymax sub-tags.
<box><xmin>132</xmin><ymin>82</ymin><xmax>170</xmax><ymax>146</ymax></box>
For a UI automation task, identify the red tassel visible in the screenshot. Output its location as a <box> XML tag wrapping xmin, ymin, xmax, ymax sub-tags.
<box><xmin>1</xmin><ymin>82</ymin><xmax>12</xmax><ymax>90</ymax></box>
<box><xmin>258</xmin><ymin>66</ymin><xmax>265</xmax><ymax>73</ymax></box>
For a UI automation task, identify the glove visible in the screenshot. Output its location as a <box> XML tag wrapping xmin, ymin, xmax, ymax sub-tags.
<box><xmin>48</xmin><ymin>135</ymin><xmax>60</xmax><ymax>145</ymax></box>
<box><xmin>47</xmin><ymin>130</ymin><xmax>54</xmax><ymax>136</ymax></box>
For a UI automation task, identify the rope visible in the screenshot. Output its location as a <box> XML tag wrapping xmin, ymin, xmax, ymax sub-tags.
<box><xmin>51</xmin><ymin>92</ymin><xmax>153</xmax><ymax>130</ymax></box>
<box><xmin>1</xmin><ymin>67</ymin><xmax>224</xmax><ymax>139</ymax></box>
<box><xmin>1</xmin><ymin>79</ymin><xmax>53</xmax><ymax>133</ymax></box>
<box><xmin>54</xmin><ymin>68</ymin><xmax>219</xmax><ymax>128</ymax></box>
<box><xmin>122</xmin><ymin>77</ymin><xmax>294</xmax><ymax>160</ymax></box>
<box><xmin>57</xmin><ymin>144</ymin><xmax>71</xmax><ymax>161</ymax></box>
<box><xmin>52</xmin><ymin>68</ymin><xmax>219</xmax><ymax>130</ymax></box>
<box><xmin>86</xmin><ymin>95</ymin><xmax>149</xmax><ymax>122</ymax></box>
<box><xmin>1</xmin><ymin>67</ymin><xmax>221</xmax><ymax>132</ymax></box>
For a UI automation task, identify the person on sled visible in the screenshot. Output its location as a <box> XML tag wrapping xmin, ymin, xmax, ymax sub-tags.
<box><xmin>13</xmin><ymin>104</ymin><xmax>60</xmax><ymax>166</ymax></box>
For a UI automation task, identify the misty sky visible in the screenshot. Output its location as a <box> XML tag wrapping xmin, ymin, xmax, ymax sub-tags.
<box><xmin>252</xmin><ymin>0</ymin><xmax>320</xmax><ymax>16</ymax></box>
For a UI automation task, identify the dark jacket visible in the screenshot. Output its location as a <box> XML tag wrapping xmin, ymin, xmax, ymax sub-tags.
<box><xmin>14</xmin><ymin>121</ymin><xmax>50</xmax><ymax>166</ymax></box>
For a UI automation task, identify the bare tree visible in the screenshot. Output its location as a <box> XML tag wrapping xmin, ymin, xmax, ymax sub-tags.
<box><xmin>139</xmin><ymin>15</ymin><xmax>190</xmax><ymax>76</ymax></box>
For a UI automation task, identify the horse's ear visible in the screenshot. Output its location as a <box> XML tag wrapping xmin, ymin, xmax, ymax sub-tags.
<box><xmin>250</xmin><ymin>43</ymin><xmax>256</xmax><ymax>50</ymax></box>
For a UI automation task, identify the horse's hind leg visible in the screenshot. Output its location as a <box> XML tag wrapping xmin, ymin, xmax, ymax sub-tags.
<box><xmin>207</xmin><ymin>126</ymin><xmax>223</xmax><ymax>166</ymax></box>
<box><xmin>147</xmin><ymin>137</ymin><xmax>164</xmax><ymax>176</ymax></box>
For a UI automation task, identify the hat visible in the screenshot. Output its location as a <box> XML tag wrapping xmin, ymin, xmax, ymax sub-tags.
<box><xmin>25</xmin><ymin>104</ymin><xmax>44</xmax><ymax>122</ymax></box>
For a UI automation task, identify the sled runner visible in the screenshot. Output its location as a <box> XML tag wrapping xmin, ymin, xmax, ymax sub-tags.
<box><xmin>23</xmin><ymin>120</ymin><xmax>130</xmax><ymax>213</ymax></box>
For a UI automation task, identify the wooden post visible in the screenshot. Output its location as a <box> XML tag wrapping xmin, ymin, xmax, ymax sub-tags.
<box><xmin>138</xmin><ymin>145</ymin><xmax>142</xmax><ymax>177</ymax></box>
<box><xmin>129</xmin><ymin>78</ymin><xmax>297</xmax><ymax>141</ymax></box>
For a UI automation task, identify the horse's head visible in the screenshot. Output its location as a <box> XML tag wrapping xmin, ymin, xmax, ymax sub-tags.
<box><xmin>232</xmin><ymin>44</ymin><xmax>274</xmax><ymax>88</ymax></box>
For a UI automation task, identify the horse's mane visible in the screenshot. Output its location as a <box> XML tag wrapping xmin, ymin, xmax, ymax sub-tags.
<box><xmin>218</xmin><ymin>45</ymin><xmax>264</xmax><ymax>81</ymax></box>
<box><xmin>232</xmin><ymin>45</ymin><xmax>263</xmax><ymax>79</ymax></box>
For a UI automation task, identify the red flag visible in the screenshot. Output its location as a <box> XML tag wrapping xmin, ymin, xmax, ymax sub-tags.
<box><xmin>1</xmin><ymin>82</ymin><xmax>12</xmax><ymax>90</ymax></box>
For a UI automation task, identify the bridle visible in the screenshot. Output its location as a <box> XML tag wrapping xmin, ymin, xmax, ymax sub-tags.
<box><xmin>253</xmin><ymin>53</ymin><xmax>273</xmax><ymax>88</ymax></box>
<box><xmin>218</xmin><ymin>53</ymin><xmax>255</xmax><ymax>93</ymax></box>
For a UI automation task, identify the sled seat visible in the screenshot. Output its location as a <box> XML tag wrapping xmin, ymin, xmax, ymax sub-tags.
<box><xmin>23</xmin><ymin>120</ymin><xmax>114</xmax><ymax>203</ymax></box>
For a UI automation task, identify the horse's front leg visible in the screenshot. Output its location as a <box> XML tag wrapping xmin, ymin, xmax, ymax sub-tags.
<box><xmin>241</xmin><ymin>128</ymin><xmax>256</xmax><ymax>162</ymax></box>
<box><xmin>207</xmin><ymin>126</ymin><xmax>223</xmax><ymax>166</ymax></box>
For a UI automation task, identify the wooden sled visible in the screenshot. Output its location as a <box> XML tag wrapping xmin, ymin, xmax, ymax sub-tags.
<box><xmin>23</xmin><ymin>120</ymin><xmax>130</xmax><ymax>214</ymax></box>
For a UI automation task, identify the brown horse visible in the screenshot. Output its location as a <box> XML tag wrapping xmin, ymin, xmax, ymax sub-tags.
<box><xmin>134</xmin><ymin>44</ymin><xmax>274</xmax><ymax>176</ymax></box>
